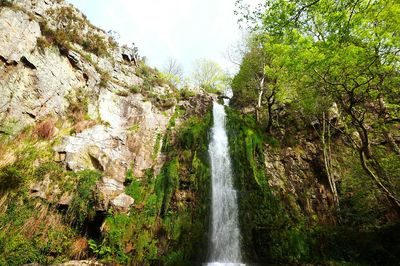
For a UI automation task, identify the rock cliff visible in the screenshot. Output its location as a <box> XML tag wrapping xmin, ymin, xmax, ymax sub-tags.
<box><xmin>0</xmin><ymin>2</ymin><xmax>216</xmax><ymax>265</ymax></box>
<box><xmin>0</xmin><ymin>0</ymin><xmax>180</xmax><ymax>212</ymax></box>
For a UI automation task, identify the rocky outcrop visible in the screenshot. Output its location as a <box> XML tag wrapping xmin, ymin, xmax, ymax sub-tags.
<box><xmin>0</xmin><ymin>8</ymin><xmax>40</xmax><ymax>63</ymax></box>
<box><xmin>264</xmin><ymin>140</ymin><xmax>337</xmax><ymax>223</ymax></box>
<box><xmin>0</xmin><ymin>0</ymin><xmax>177</xmax><ymax>213</ymax></box>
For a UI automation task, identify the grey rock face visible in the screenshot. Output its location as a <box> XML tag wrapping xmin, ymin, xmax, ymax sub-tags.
<box><xmin>0</xmin><ymin>2</ymin><xmax>181</xmax><ymax>213</ymax></box>
<box><xmin>0</xmin><ymin>8</ymin><xmax>40</xmax><ymax>63</ymax></box>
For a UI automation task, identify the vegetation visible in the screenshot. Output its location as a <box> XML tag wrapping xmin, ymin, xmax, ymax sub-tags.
<box><xmin>191</xmin><ymin>59</ymin><xmax>229</xmax><ymax>93</ymax></box>
<box><xmin>42</xmin><ymin>7</ymin><xmax>110</xmax><ymax>57</ymax></box>
<box><xmin>1</xmin><ymin>0</ymin><xmax>399</xmax><ymax>264</ymax></box>
<box><xmin>228</xmin><ymin>0</ymin><xmax>400</xmax><ymax>264</ymax></box>
<box><xmin>227</xmin><ymin>108</ymin><xmax>400</xmax><ymax>265</ymax></box>
<box><xmin>0</xmin><ymin>0</ymin><xmax>14</xmax><ymax>7</ymax></box>
<box><xmin>162</xmin><ymin>58</ymin><xmax>184</xmax><ymax>88</ymax></box>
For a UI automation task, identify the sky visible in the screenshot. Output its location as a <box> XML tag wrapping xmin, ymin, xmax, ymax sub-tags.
<box><xmin>66</xmin><ymin>0</ymin><xmax>256</xmax><ymax>75</ymax></box>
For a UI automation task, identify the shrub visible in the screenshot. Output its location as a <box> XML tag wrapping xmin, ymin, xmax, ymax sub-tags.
<box><xmin>70</xmin><ymin>237</ymin><xmax>89</xmax><ymax>260</ymax></box>
<box><xmin>130</xmin><ymin>85</ymin><xmax>141</xmax><ymax>94</ymax></box>
<box><xmin>34</xmin><ymin>118</ymin><xmax>56</xmax><ymax>140</ymax></box>
<box><xmin>66</xmin><ymin>170</ymin><xmax>101</xmax><ymax>229</ymax></box>
<box><xmin>99</xmin><ymin>72</ymin><xmax>111</xmax><ymax>88</ymax></box>
<box><xmin>36</xmin><ymin>37</ymin><xmax>51</xmax><ymax>53</ymax></box>
<box><xmin>43</xmin><ymin>7</ymin><xmax>110</xmax><ymax>57</ymax></box>
<box><xmin>179</xmin><ymin>87</ymin><xmax>195</xmax><ymax>100</ymax></box>
<box><xmin>67</xmin><ymin>91</ymin><xmax>89</xmax><ymax>123</ymax></box>
<box><xmin>0</xmin><ymin>165</ymin><xmax>24</xmax><ymax>193</ymax></box>
<box><xmin>0</xmin><ymin>0</ymin><xmax>14</xmax><ymax>7</ymax></box>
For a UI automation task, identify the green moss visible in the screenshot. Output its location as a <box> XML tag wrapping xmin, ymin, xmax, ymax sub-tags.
<box><xmin>0</xmin><ymin>166</ymin><xmax>25</xmax><ymax>193</ymax></box>
<box><xmin>66</xmin><ymin>170</ymin><xmax>102</xmax><ymax>229</ymax></box>
<box><xmin>125</xmin><ymin>178</ymin><xmax>143</xmax><ymax>202</ymax></box>
<box><xmin>152</xmin><ymin>133</ymin><xmax>162</xmax><ymax>160</ymax></box>
<box><xmin>226</xmin><ymin>107</ymin><xmax>312</xmax><ymax>263</ymax></box>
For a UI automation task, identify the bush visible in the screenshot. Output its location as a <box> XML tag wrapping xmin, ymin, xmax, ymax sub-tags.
<box><xmin>179</xmin><ymin>87</ymin><xmax>195</xmax><ymax>100</ymax></box>
<box><xmin>34</xmin><ymin>118</ymin><xmax>56</xmax><ymax>140</ymax></box>
<box><xmin>0</xmin><ymin>0</ymin><xmax>14</xmax><ymax>7</ymax></box>
<box><xmin>42</xmin><ymin>7</ymin><xmax>110</xmax><ymax>57</ymax></box>
<box><xmin>99</xmin><ymin>72</ymin><xmax>111</xmax><ymax>88</ymax></box>
<box><xmin>66</xmin><ymin>170</ymin><xmax>101</xmax><ymax>229</ymax></box>
<box><xmin>0</xmin><ymin>165</ymin><xmax>24</xmax><ymax>193</ymax></box>
<box><xmin>36</xmin><ymin>37</ymin><xmax>51</xmax><ymax>53</ymax></box>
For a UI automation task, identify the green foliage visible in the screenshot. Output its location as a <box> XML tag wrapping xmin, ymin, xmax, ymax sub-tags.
<box><xmin>0</xmin><ymin>198</ymin><xmax>75</xmax><ymax>265</ymax></box>
<box><xmin>0</xmin><ymin>0</ymin><xmax>13</xmax><ymax>7</ymax></box>
<box><xmin>179</xmin><ymin>87</ymin><xmax>196</xmax><ymax>100</ymax></box>
<box><xmin>100</xmin><ymin>181</ymin><xmax>162</xmax><ymax>264</ymax></box>
<box><xmin>191</xmin><ymin>59</ymin><xmax>228</xmax><ymax>92</ymax></box>
<box><xmin>42</xmin><ymin>7</ymin><xmax>110</xmax><ymax>57</ymax></box>
<box><xmin>0</xmin><ymin>165</ymin><xmax>24</xmax><ymax>193</ymax></box>
<box><xmin>234</xmin><ymin>0</ymin><xmax>400</xmax><ymax>247</ymax></box>
<box><xmin>154</xmin><ymin>111</ymin><xmax>212</xmax><ymax>264</ymax></box>
<box><xmin>125</xmin><ymin>178</ymin><xmax>143</xmax><ymax>202</ymax></box>
<box><xmin>135</xmin><ymin>62</ymin><xmax>175</xmax><ymax>92</ymax></box>
<box><xmin>227</xmin><ymin>108</ymin><xmax>308</xmax><ymax>262</ymax></box>
<box><xmin>88</xmin><ymin>239</ymin><xmax>112</xmax><ymax>258</ymax></box>
<box><xmin>152</xmin><ymin>133</ymin><xmax>162</xmax><ymax>160</ymax></box>
<box><xmin>176</xmin><ymin>114</ymin><xmax>211</xmax><ymax>150</ymax></box>
<box><xmin>67</xmin><ymin>170</ymin><xmax>101</xmax><ymax>229</ymax></box>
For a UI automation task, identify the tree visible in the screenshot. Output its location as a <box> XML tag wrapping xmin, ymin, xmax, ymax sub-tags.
<box><xmin>162</xmin><ymin>58</ymin><xmax>184</xmax><ymax>88</ymax></box>
<box><xmin>191</xmin><ymin>59</ymin><xmax>227</xmax><ymax>93</ymax></box>
<box><xmin>231</xmin><ymin>35</ymin><xmax>291</xmax><ymax>133</ymax></box>
<box><xmin>235</xmin><ymin>0</ymin><xmax>400</xmax><ymax>211</ymax></box>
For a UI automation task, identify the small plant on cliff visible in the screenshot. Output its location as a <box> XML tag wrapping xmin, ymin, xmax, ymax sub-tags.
<box><xmin>0</xmin><ymin>0</ymin><xmax>14</xmax><ymax>7</ymax></box>
<box><xmin>66</xmin><ymin>170</ymin><xmax>101</xmax><ymax>229</ymax></box>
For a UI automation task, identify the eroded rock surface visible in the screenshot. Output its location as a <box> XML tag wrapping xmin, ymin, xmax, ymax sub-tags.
<box><xmin>0</xmin><ymin>8</ymin><xmax>40</xmax><ymax>63</ymax></box>
<box><xmin>0</xmin><ymin>1</ymin><xmax>178</xmax><ymax>213</ymax></box>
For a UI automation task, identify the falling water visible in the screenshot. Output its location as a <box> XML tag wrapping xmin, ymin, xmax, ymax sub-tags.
<box><xmin>207</xmin><ymin>101</ymin><xmax>244</xmax><ymax>266</ymax></box>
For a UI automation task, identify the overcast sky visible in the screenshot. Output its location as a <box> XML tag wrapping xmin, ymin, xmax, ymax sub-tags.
<box><xmin>66</xmin><ymin>0</ymin><xmax>256</xmax><ymax>75</ymax></box>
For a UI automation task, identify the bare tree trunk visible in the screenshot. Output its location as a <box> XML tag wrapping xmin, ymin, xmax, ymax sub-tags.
<box><xmin>255</xmin><ymin>77</ymin><xmax>265</xmax><ymax>125</ymax></box>
<box><xmin>266</xmin><ymin>101</ymin><xmax>273</xmax><ymax>134</ymax></box>
<box><xmin>384</xmin><ymin>130</ymin><xmax>400</xmax><ymax>157</ymax></box>
<box><xmin>322</xmin><ymin>112</ymin><xmax>339</xmax><ymax>207</ymax></box>
<box><xmin>257</xmin><ymin>78</ymin><xmax>264</xmax><ymax>109</ymax></box>
<box><xmin>379</xmin><ymin>96</ymin><xmax>400</xmax><ymax>157</ymax></box>
<box><xmin>359</xmin><ymin>148</ymin><xmax>400</xmax><ymax>213</ymax></box>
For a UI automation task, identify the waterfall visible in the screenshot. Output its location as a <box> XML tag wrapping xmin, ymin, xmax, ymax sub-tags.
<box><xmin>206</xmin><ymin>101</ymin><xmax>244</xmax><ymax>266</ymax></box>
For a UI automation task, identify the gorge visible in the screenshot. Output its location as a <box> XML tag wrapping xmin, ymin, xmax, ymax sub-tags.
<box><xmin>0</xmin><ymin>0</ymin><xmax>400</xmax><ymax>265</ymax></box>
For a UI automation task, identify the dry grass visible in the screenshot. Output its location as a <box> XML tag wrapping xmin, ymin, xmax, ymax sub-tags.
<box><xmin>35</xmin><ymin>118</ymin><xmax>56</xmax><ymax>140</ymax></box>
<box><xmin>19</xmin><ymin>204</ymin><xmax>50</xmax><ymax>238</ymax></box>
<box><xmin>73</xmin><ymin>120</ymin><xmax>96</xmax><ymax>134</ymax></box>
<box><xmin>70</xmin><ymin>237</ymin><xmax>89</xmax><ymax>260</ymax></box>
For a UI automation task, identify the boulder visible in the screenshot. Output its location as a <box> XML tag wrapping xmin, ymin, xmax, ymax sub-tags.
<box><xmin>110</xmin><ymin>193</ymin><xmax>134</xmax><ymax>213</ymax></box>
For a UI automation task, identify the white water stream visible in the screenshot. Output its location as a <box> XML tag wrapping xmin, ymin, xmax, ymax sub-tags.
<box><xmin>206</xmin><ymin>101</ymin><xmax>245</xmax><ymax>266</ymax></box>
